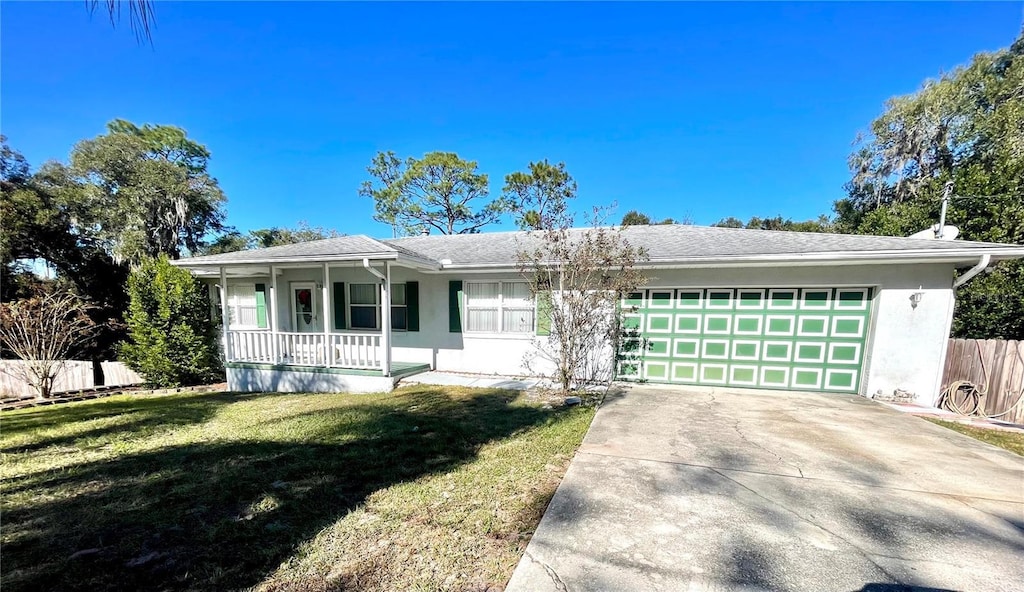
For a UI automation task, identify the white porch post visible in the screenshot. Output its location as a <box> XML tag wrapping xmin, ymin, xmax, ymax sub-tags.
<box><xmin>219</xmin><ymin>266</ymin><xmax>230</xmax><ymax>362</ymax></box>
<box><xmin>269</xmin><ymin>265</ymin><xmax>279</xmax><ymax>364</ymax></box>
<box><xmin>322</xmin><ymin>262</ymin><xmax>332</xmax><ymax>366</ymax></box>
<box><xmin>381</xmin><ymin>262</ymin><xmax>392</xmax><ymax>376</ymax></box>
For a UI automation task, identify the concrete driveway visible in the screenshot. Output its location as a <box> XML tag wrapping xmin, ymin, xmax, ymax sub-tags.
<box><xmin>506</xmin><ymin>385</ymin><xmax>1024</xmax><ymax>592</ymax></box>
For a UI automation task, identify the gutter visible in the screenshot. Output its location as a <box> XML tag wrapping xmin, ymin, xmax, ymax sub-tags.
<box><xmin>952</xmin><ymin>254</ymin><xmax>991</xmax><ymax>288</ymax></box>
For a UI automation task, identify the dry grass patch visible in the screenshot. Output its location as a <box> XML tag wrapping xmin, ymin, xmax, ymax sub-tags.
<box><xmin>925</xmin><ymin>418</ymin><xmax>1024</xmax><ymax>456</ymax></box>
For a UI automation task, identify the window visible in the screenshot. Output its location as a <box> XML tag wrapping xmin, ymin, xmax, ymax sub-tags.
<box><xmin>391</xmin><ymin>284</ymin><xmax>408</xmax><ymax>331</ymax></box>
<box><xmin>465</xmin><ymin>280</ymin><xmax>534</xmax><ymax>333</ymax></box>
<box><xmin>346</xmin><ymin>283</ymin><xmax>409</xmax><ymax>331</ymax></box>
<box><xmin>227</xmin><ymin>285</ymin><xmax>259</xmax><ymax>328</ymax></box>
<box><xmin>349</xmin><ymin>283</ymin><xmax>378</xmax><ymax>330</ymax></box>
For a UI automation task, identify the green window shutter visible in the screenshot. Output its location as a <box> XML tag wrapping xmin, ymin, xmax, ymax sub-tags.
<box><xmin>406</xmin><ymin>281</ymin><xmax>420</xmax><ymax>332</ymax></box>
<box><xmin>536</xmin><ymin>291</ymin><xmax>552</xmax><ymax>336</ymax></box>
<box><xmin>333</xmin><ymin>282</ymin><xmax>346</xmax><ymax>330</ymax></box>
<box><xmin>255</xmin><ymin>284</ymin><xmax>268</xmax><ymax>328</ymax></box>
<box><xmin>448</xmin><ymin>280</ymin><xmax>463</xmax><ymax>333</ymax></box>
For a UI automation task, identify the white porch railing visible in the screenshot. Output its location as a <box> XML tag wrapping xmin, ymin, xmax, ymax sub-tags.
<box><xmin>226</xmin><ymin>330</ymin><xmax>382</xmax><ymax>370</ymax></box>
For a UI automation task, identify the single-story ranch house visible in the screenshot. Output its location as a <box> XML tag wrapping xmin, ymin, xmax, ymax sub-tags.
<box><xmin>173</xmin><ymin>225</ymin><xmax>1024</xmax><ymax>404</ymax></box>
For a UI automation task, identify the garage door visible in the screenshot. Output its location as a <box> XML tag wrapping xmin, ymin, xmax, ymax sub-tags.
<box><xmin>616</xmin><ymin>287</ymin><xmax>873</xmax><ymax>392</ymax></box>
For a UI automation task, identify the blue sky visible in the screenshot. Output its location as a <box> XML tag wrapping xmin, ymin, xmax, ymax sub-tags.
<box><xmin>2</xmin><ymin>2</ymin><xmax>1020</xmax><ymax>237</ymax></box>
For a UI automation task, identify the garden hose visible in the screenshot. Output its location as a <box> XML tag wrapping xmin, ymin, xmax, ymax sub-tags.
<box><xmin>938</xmin><ymin>342</ymin><xmax>1024</xmax><ymax>420</ymax></box>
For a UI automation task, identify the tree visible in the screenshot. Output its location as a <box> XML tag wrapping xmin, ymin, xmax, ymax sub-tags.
<box><xmin>201</xmin><ymin>222</ymin><xmax>343</xmax><ymax>255</ymax></box>
<box><xmin>837</xmin><ymin>32</ymin><xmax>1024</xmax><ymax>339</ymax></box>
<box><xmin>621</xmin><ymin>210</ymin><xmax>681</xmax><ymax>226</ymax></box>
<box><xmin>88</xmin><ymin>0</ymin><xmax>155</xmax><ymax>41</ymax></box>
<box><xmin>119</xmin><ymin>256</ymin><xmax>222</xmax><ymax>387</ymax></box>
<box><xmin>0</xmin><ymin>291</ymin><xmax>95</xmax><ymax>400</ymax></box>
<box><xmin>359</xmin><ymin>151</ymin><xmax>504</xmax><ymax>236</ymax></box>
<box><xmin>69</xmin><ymin>119</ymin><xmax>228</xmax><ymax>264</ymax></box>
<box><xmin>621</xmin><ymin>210</ymin><xmax>652</xmax><ymax>226</ymax></box>
<box><xmin>712</xmin><ymin>215</ymin><xmax>833</xmax><ymax>232</ymax></box>
<box><xmin>502</xmin><ymin>160</ymin><xmax>577</xmax><ymax>230</ymax></box>
<box><xmin>517</xmin><ymin>212</ymin><xmax>649</xmax><ymax>392</ymax></box>
<box><xmin>1</xmin><ymin>139</ymin><xmax>129</xmax><ymax>357</ymax></box>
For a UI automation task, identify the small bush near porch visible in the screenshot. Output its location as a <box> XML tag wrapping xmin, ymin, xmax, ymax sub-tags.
<box><xmin>0</xmin><ymin>386</ymin><xmax>594</xmax><ymax>591</ymax></box>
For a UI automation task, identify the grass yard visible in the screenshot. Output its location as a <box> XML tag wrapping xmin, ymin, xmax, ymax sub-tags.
<box><xmin>0</xmin><ymin>386</ymin><xmax>594</xmax><ymax>592</ymax></box>
<box><xmin>926</xmin><ymin>418</ymin><xmax>1024</xmax><ymax>456</ymax></box>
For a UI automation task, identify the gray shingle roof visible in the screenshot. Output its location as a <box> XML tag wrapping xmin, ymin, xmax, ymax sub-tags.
<box><xmin>179</xmin><ymin>235</ymin><xmax>399</xmax><ymax>264</ymax></box>
<box><xmin>176</xmin><ymin>224</ymin><xmax>1024</xmax><ymax>268</ymax></box>
<box><xmin>384</xmin><ymin>225</ymin><xmax>1023</xmax><ymax>267</ymax></box>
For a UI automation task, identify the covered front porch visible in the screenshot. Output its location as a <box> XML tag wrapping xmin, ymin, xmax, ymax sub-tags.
<box><xmin>173</xmin><ymin>236</ymin><xmax>441</xmax><ymax>389</ymax></box>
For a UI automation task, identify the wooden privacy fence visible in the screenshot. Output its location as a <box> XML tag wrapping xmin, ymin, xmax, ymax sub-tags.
<box><xmin>0</xmin><ymin>360</ymin><xmax>144</xmax><ymax>399</ymax></box>
<box><xmin>942</xmin><ymin>339</ymin><xmax>1024</xmax><ymax>424</ymax></box>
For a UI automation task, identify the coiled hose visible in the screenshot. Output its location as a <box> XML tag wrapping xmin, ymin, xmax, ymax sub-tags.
<box><xmin>937</xmin><ymin>342</ymin><xmax>1024</xmax><ymax>420</ymax></box>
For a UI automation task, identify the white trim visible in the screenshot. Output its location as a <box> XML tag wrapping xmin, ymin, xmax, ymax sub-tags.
<box><xmin>701</xmin><ymin>339</ymin><xmax>730</xmax><ymax>360</ymax></box>
<box><xmin>831</xmin><ymin>316</ymin><xmax>866</xmax><ymax>338</ymax></box>
<box><xmin>833</xmin><ymin>288</ymin><xmax>870</xmax><ymax>310</ymax></box>
<box><xmin>643</xmin><ymin>360</ymin><xmax>669</xmax><ymax>381</ymax></box>
<box><xmin>647</xmin><ymin>289</ymin><xmax>675</xmax><ymax>308</ymax></box>
<box><xmin>645</xmin><ymin>337</ymin><xmax>672</xmax><ymax>357</ymax></box>
<box><xmin>674</xmin><ymin>314</ymin><xmax>702</xmax><ymax>334</ymax></box>
<box><xmin>791</xmin><ymin>367</ymin><xmax>823</xmax><ymax>389</ymax></box>
<box><xmin>764</xmin><ymin>315</ymin><xmax>796</xmax><ymax>336</ymax></box>
<box><xmin>463</xmin><ymin>280</ymin><xmax>535</xmax><ymax>335</ymax></box>
<box><xmin>799</xmin><ymin>289</ymin><xmax>832</xmax><ymax>310</ymax></box>
<box><xmin>794</xmin><ymin>342</ymin><xmax>826</xmax><ymax>364</ymax></box>
<box><xmin>733</xmin><ymin>315</ymin><xmax>764</xmax><ymax>336</ymax></box>
<box><xmin>672</xmin><ymin>338</ymin><xmax>700</xmax><ymax>359</ymax></box>
<box><xmin>735</xmin><ymin>289</ymin><xmax>766</xmax><ymax>310</ymax></box>
<box><xmin>704</xmin><ymin>289</ymin><xmax>735</xmax><ymax>310</ymax></box>
<box><xmin>700</xmin><ymin>363</ymin><xmax>728</xmax><ymax>384</ymax></box>
<box><xmin>796</xmin><ymin>315</ymin><xmax>830</xmax><ymax>337</ymax></box>
<box><xmin>762</xmin><ymin>341</ymin><xmax>793</xmax><ymax>362</ymax></box>
<box><xmin>702</xmin><ymin>314</ymin><xmax>732</xmax><ymax>335</ymax></box>
<box><xmin>825</xmin><ymin>368</ymin><xmax>859</xmax><ymax>391</ymax></box>
<box><xmin>671</xmin><ymin>362</ymin><xmax>698</xmax><ymax>382</ymax></box>
<box><xmin>675</xmin><ymin>289</ymin><xmax>703</xmax><ymax>309</ymax></box>
<box><xmin>767</xmin><ymin>288</ymin><xmax>799</xmax><ymax>310</ymax></box>
<box><xmin>759</xmin><ymin>366</ymin><xmax>790</xmax><ymax>387</ymax></box>
<box><xmin>729</xmin><ymin>365</ymin><xmax>759</xmax><ymax>386</ymax></box>
<box><xmin>730</xmin><ymin>340</ymin><xmax>761</xmax><ymax>361</ymax></box>
<box><xmin>827</xmin><ymin>342</ymin><xmax>862</xmax><ymax>365</ymax></box>
<box><xmin>645</xmin><ymin>313</ymin><xmax>673</xmax><ymax>334</ymax></box>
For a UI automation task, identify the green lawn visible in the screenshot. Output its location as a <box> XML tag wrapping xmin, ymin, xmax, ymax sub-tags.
<box><xmin>0</xmin><ymin>386</ymin><xmax>594</xmax><ymax>592</ymax></box>
<box><xmin>926</xmin><ymin>418</ymin><xmax>1024</xmax><ymax>456</ymax></box>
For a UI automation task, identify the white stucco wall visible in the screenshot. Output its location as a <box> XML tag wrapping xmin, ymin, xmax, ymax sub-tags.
<box><xmin>210</xmin><ymin>261</ymin><xmax>958</xmax><ymax>404</ymax></box>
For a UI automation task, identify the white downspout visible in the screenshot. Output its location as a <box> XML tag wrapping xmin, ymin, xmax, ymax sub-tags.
<box><xmin>362</xmin><ymin>258</ymin><xmax>386</xmax><ymax>282</ymax></box>
<box><xmin>953</xmin><ymin>254</ymin><xmax>991</xmax><ymax>288</ymax></box>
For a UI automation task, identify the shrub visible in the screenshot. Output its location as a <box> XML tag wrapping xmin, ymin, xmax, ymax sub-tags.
<box><xmin>119</xmin><ymin>255</ymin><xmax>221</xmax><ymax>387</ymax></box>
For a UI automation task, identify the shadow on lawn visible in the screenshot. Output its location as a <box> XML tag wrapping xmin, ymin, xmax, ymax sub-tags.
<box><xmin>1</xmin><ymin>387</ymin><xmax>560</xmax><ymax>592</ymax></box>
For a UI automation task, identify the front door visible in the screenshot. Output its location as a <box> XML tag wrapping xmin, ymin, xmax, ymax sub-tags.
<box><xmin>291</xmin><ymin>283</ymin><xmax>320</xmax><ymax>332</ymax></box>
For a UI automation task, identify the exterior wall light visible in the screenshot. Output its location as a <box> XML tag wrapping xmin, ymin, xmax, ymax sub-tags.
<box><xmin>910</xmin><ymin>291</ymin><xmax>924</xmax><ymax>309</ymax></box>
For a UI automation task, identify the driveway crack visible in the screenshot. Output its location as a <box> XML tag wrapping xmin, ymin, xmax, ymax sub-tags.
<box><xmin>711</xmin><ymin>467</ymin><xmax>904</xmax><ymax>582</ymax></box>
<box><xmin>730</xmin><ymin>418</ymin><xmax>805</xmax><ymax>478</ymax></box>
<box><xmin>524</xmin><ymin>550</ymin><xmax>568</xmax><ymax>592</ymax></box>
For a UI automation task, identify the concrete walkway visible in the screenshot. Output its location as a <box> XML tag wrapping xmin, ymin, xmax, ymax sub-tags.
<box><xmin>401</xmin><ymin>370</ymin><xmax>554</xmax><ymax>391</ymax></box>
<box><xmin>506</xmin><ymin>385</ymin><xmax>1024</xmax><ymax>592</ymax></box>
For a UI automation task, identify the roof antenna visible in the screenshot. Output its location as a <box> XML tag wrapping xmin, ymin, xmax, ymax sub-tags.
<box><xmin>937</xmin><ymin>181</ymin><xmax>953</xmax><ymax>239</ymax></box>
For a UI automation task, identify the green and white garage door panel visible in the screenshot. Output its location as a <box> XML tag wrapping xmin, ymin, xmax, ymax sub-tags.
<box><xmin>618</xmin><ymin>288</ymin><xmax>873</xmax><ymax>392</ymax></box>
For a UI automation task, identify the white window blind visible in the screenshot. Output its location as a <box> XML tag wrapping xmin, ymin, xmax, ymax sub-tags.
<box><xmin>227</xmin><ymin>285</ymin><xmax>258</xmax><ymax>328</ymax></box>
<box><xmin>465</xmin><ymin>281</ymin><xmax>534</xmax><ymax>333</ymax></box>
